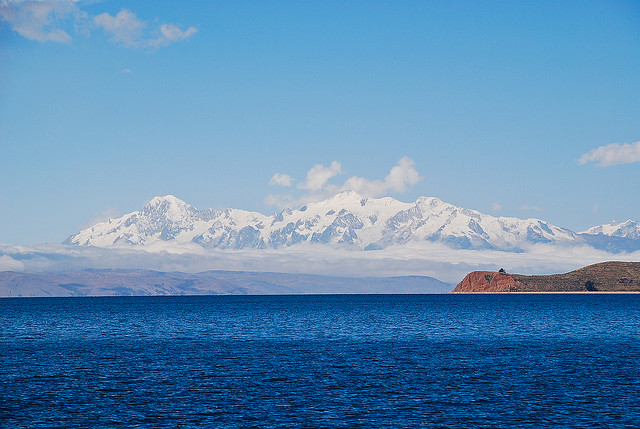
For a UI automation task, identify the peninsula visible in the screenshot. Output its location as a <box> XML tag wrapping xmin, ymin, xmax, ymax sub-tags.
<box><xmin>452</xmin><ymin>261</ymin><xmax>640</xmax><ymax>293</ymax></box>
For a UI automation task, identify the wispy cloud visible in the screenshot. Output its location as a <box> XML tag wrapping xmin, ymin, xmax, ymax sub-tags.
<box><xmin>93</xmin><ymin>8</ymin><xmax>146</xmax><ymax>47</ymax></box>
<box><xmin>263</xmin><ymin>193</ymin><xmax>297</xmax><ymax>209</ymax></box>
<box><xmin>94</xmin><ymin>9</ymin><xmax>197</xmax><ymax>48</ymax></box>
<box><xmin>148</xmin><ymin>23</ymin><xmax>197</xmax><ymax>48</ymax></box>
<box><xmin>80</xmin><ymin>206</ymin><xmax>121</xmax><ymax>230</ymax></box>
<box><xmin>579</xmin><ymin>141</ymin><xmax>640</xmax><ymax>167</ymax></box>
<box><xmin>0</xmin><ymin>0</ymin><xmax>82</xmax><ymax>42</ymax></box>
<box><xmin>519</xmin><ymin>205</ymin><xmax>542</xmax><ymax>212</ymax></box>
<box><xmin>265</xmin><ymin>157</ymin><xmax>422</xmax><ymax>209</ymax></box>
<box><xmin>0</xmin><ymin>254</ymin><xmax>24</xmax><ymax>271</ymax></box>
<box><xmin>0</xmin><ymin>1</ymin><xmax>196</xmax><ymax>48</ymax></box>
<box><xmin>492</xmin><ymin>202</ymin><xmax>502</xmax><ymax>211</ymax></box>
<box><xmin>269</xmin><ymin>173</ymin><xmax>293</xmax><ymax>187</ymax></box>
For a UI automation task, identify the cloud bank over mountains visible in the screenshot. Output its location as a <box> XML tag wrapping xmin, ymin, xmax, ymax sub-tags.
<box><xmin>1</xmin><ymin>155</ymin><xmax>637</xmax><ymax>283</ymax></box>
<box><xmin>1</xmin><ymin>185</ymin><xmax>621</xmax><ymax>283</ymax></box>
<box><xmin>1</xmin><ymin>238</ymin><xmax>638</xmax><ymax>285</ymax></box>
<box><xmin>0</xmin><ymin>0</ymin><xmax>196</xmax><ymax>47</ymax></box>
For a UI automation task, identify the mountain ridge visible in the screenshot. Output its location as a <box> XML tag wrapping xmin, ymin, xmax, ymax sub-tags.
<box><xmin>64</xmin><ymin>192</ymin><xmax>640</xmax><ymax>253</ymax></box>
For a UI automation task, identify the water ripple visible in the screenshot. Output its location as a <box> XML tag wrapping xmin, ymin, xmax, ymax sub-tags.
<box><xmin>1</xmin><ymin>294</ymin><xmax>639</xmax><ymax>428</ymax></box>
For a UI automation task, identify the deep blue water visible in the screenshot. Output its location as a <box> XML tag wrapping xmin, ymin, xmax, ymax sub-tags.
<box><xmin>1</xmin><ymin>294</ymin><xmax>639</xmax><ymax>428</ymax></box>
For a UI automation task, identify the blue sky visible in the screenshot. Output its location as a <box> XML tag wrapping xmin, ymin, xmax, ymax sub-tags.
<box><xmin>1</xmin><ymin>0</ymin><xmax>639</xmax><ymax>245</ymax></box>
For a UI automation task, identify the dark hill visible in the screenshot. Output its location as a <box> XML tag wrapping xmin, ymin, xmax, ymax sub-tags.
<box><xmin>452</xmin><ymin>261</ymin><xmax>640</xmax><ymax>293</ymax></box>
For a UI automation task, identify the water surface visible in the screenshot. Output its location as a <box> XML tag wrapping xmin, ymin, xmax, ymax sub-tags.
<box><xmin>1</xmin><ymin>294</ymin><xmax>639</xmax><ymax>428</ymax></box>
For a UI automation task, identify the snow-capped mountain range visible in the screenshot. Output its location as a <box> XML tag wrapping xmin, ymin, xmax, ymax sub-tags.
<box><xmin>65</xmin><ymin>192</ymin><xmax>640</xmax><ymax>253</ymax></box>
<box><xmin>582</xmin><ymin>220</ymin><xmax>640</xmax><ymax>239</ymax></box>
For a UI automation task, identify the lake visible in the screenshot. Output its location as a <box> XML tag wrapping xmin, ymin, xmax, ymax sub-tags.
<box><xmin>1</xmin><ymin>294</ymin><xmax>639</xmax><ymax>428</ymax></box>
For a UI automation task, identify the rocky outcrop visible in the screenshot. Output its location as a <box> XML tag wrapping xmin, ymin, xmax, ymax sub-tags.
<box><xmin>453</xmin><ymin>271</ymin><xmax>522</xmax><ymax>293</ymax></box>
<box><xmin>452</xmin><ymin>261</ymin><xmax>640</xmax><ymax>293</ymax></box>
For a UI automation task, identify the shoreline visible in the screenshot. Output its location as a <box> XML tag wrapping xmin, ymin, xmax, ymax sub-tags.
<box><xmin>451</xmin><ymin>291</ymin><xmax>640</xmax><ymax>294</ymax></box>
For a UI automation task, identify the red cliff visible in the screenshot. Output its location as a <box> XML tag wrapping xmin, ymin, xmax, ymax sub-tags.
<box><xmin>453</xmin><ymin>271</ymin><xmax>523</xmax><ymax>293</ymax></box>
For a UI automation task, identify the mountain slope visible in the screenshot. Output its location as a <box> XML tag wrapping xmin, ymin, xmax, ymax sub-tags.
<box><xmin>582</xmin><ymin>220</ymin><xmax>640</xmax><ymax>238</ymax></box>
<box><xmin>579</xmin><ymin>220</ymin><xmax>640</xmax><ymax>253</ymax></box>
<box><xmin>65</xmin><ymin>192</ymin><xmax>640</xmax><ymax>253</ymax></box>
<box><xmin>65</xmin><ymin>192</ymin><xmax>583</xmax><ymax>252</ymax></box>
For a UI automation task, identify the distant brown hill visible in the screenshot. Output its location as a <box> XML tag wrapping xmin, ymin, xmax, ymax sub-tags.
<box><xmin>452</xmin><ymin>261</ymin><xmax>640</xmax><ymax>293</ymax></box>
<box><xmin>0</xmin><ymin>269</ymin><xmax>451</xmax><ymax>297</ymax></box>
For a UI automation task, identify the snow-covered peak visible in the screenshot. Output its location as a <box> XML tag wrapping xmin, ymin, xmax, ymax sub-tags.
<box><xmin>316</xmin><ymin>190</ymin><xmax>367</xmax><ymax>206</ymax></box>
<box><xmin>414</xmin><ymin>196</ymin><xmax>451</xmax><ymax>211</ymax></box>
<box><xmin>65</xmin><ymin>193</ymin><xmax>637</xmax><ymax>253</ymax></box>
<box><xmin>146</xmin><ymin>194</ymin><xmax>189</xmax><ymax>207</ymax></box>
<box><xmin>143</xmin><ymin>195</ymin><xmax>194</xmax><ymax>213</ymax></box>
<box><xmin>141</xmin><ymin>195</ymin><xmax>197</xmax><ymax>223</ymax></box>
<box><xmin>582</xmin><ymin>220</ymin><xmax>640</xmax><ymax>238</ymax></box>
<box><xmin>306</xmin><ymin>191</ymin><xmax>413</xmax><ymax>212</ymax></box>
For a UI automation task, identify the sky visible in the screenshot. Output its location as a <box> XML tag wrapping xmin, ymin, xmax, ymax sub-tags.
<box><xmin>1</xmin><ymin>0</ymin><xmax>639</xmax><ymax>245</ymax></box>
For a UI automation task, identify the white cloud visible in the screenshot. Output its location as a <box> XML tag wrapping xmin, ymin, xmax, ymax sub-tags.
<box><xmin>0</xmin><ymin>1</ymin><xmax>196</xmax><ymax>48</ymax></box>
<box><xmin>492</xmin><ymin>202</ymin><xmax>502</xmax><ymax>211</ymax></box>
<box><xmin>579</xmin><ymin>141</ymin><xmax>640</xmax><ymax>167</ymax></box>
<box><xmin>93</xmin><ymin>9</ymin><xmax>145</xmax><ymax>47</ymax></box>
<box><xmin>0</xmin><ymin>0</ymin><xmax>81</xmax><ymax>43</ymax></box>
<box><xmin>265</xmin><ymin>157</ymin><xmax>422</xmax><ymax>209</ymax></box>
<box><xmin>384</xmin><ymin>156</ymin><xmax>422</xmax><ymax>192</ymax></box>
<box><xmin>0</xmin><ymin>254</ymin><xmax>24</xmax><ymax>271</ymax></box>
<box><xmin>1</xmin><ymin>241</ymin><xmax>638</xmax><ymax>285</ymax></box>
<box><xmin>519</xmin><ymin>205</ymin><xmax>542</xmax><ymax>212</ymax></box>
<box><xmin>269</xmin><ymin>173</ymin><xmax>293</xmax><ymax>187</ymax></box>
<box><xmin>92</xmin><ymin>9</ymin><xmax>197</xmax><ymax>48</ymax></box>
<box><xmin>341</xmin><ymin>156</ymin><xmax>421</xmax><ymax>197</ymax></box>
<box><xmin>264</xmin><ymin>193</ymin><xmax>297</xmax><ymax>208</ymax></box>
<box><xmin>148</xmin><ymin>23</ymin><xmax>197</xmax><ymax>48</ymax></box>
<box><xmin>298</xmin><ymin>161</ymin><xmax>342</xmax><ymax>191</ymax></box>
